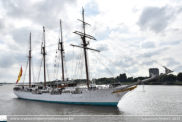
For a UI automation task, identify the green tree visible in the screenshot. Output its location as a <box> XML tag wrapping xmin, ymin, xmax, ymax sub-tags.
<box><xmin>120</xmin><ymin>73</ymin><xmax>127</xmax><ymax>82</ymax></box>
<box><xmin>161</xmin><ymin>75</ymin><xmax>168</xmax><ymax>82</ymax></box>
<box><xmin>167</xmin><ymin>74</ymin><xmax>176</xmax><ymax>82</ymax></box>
<box><xmin>115</xmin><ymin>73</ymin><xmax>127</xmax><ymax>82</ymax></box>
<box><xmin>127</xmin><ymin>77</ymin><xmax>133</xmax><ymax>82</ymax></box>
<box><xmin>161</xmin><ymin>74</ymin><xmax>176</xmax><ymax>82</ymax></box>
<box><xmin>177</xmin><ymin>72</ymin><xmax>182</xmax><ymax>81</ymax></box>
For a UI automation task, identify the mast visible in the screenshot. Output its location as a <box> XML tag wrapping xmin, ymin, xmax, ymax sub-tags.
<box><xmin>58</xmin><ymin>20</ymin><xmax>65</xmax><ymax>82</ymax></box>
<box><xmin>41</xmin><ymin>26</ymin><xmax>46</xmax><ymax>88</ymax></box>
<box><xmin>29</xmin><ymin>32</ymin><xmax>31</xmax><ymax>88</ymax></box>
<box><xmin>82</xmin><ymin>9</ymin><xmax>89</xmax><ymax>89</ymax></box>
<box><xmin>72</xmin><ymin>8</ymin><xmax>100</xmax><ymax>89</ymax></box>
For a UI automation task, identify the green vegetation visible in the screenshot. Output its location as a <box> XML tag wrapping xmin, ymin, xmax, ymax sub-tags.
<box><xmin>95</xmin><ymin>72</ymin><xmax>182</xmax><ymax>85</ymax></box>
<box><xmin>35</xmin><ymin>72</ymin><xmax>182</xmax><ymax>85</ymax></box>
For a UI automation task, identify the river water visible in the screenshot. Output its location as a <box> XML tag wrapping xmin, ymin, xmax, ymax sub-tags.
<box><xmin>0</xmin><ymin>84</ymin><xmax>182</xmax><ymax>121</ymax></box>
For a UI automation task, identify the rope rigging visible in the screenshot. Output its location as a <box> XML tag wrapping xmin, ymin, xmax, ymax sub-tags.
<box><xmin>98</xmin><ymin>52</ymin><xmax>135</xmax><ymax>77</ymax></box>
<box><xmin>91</xmin><ymin>51</ymin><xmax>120</xmax><ymax>83</ymax></box>
<box><xmin>56</xmin><ymin>51</ymin><xmax>61</xmax><ymax>80</ymax></box>
<box><xmin>86</xmin><ymin>16</ymin><xmax>165</xmax><ymax>68</ymax></box>
<box><xmin>37</xmin><ymin>56</ymin><xmax>43</xmax><ymax>83</ymax></box>
<box><xmin>71</xmin><ymin>46</ymin><xmax>75</xmax><ymax>79</ymax></box>
<box><xmin>64</xmin><ymin>53</ymin><xmax>68</xmax><ymax>81</ymax></box>
<box><xmin>31</xmin><ymin>59</ymin><xmax>35</xmax><ymax>84</ymax></box>
<box><xmin>89</xmin><ymin>51</ymin><xmax>99</xmax><ymax>80</ymax></box>
<box><xmin>94</xmin><ymin>32</ymin><xmax>148</xmax><ymax>70</ymax></box>
<box><xmin>46</xmin><ymin>61</ymin><xmax>50</xmax><ymax>82</ymax></box>
<box><xmin>22</xmin><ymin>59</ymin><xmax>29</xmax><ymax>84</ymax></box>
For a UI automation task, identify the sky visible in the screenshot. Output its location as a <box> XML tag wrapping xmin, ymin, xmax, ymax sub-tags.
<box><xmin>0</xmin><ymin>0</ymin><xmax>182</xmax><ymax>83</ymax></box>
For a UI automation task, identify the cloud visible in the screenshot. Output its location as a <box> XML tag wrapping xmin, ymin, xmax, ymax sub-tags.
<box><xmin>159</xmin><ymin>40</ymin><xmax>182</xmax><ymax>46</ymax></box>
<box><xmin>140</xmin><ymin>46</ymin><xmax>169</xmax><ymax>58</ymax></box>
<box><xmin>65</xmin><ymin>51</ymin><xmax>74</xmax><ymax>62</ymax></box>
<box><xmin>0</xmin><ymin>51</ymin><xmax>27</xmax><ymax>68</ymax></box>
<box><xmin>1</xmin><ymin>0</ymin><xmax>77</xmax><ymax>29</ymax></box>
<box><xmin>174</xmin><ymin>65</ymin><xmax>182</xmax><ymax>72</ymax></box>
<box><xmin>114</xmin><ymin>59</ymin><xmax>132</xmax><ymax>68</ymax></box>
<box><xmin>141</xmin><ymin>41</ymin><xmax>155</xmax><ymax>48</ymax></box>
<box><xmin>0</xmin><ymin>0</ymin><xmax>182</xmax><ymax>82</ymax></box>
<box><xmin>0</xmin><ymin>18</ymin><xmax>5</xmax><ymax>31</ymax></box>
<box><xmin>142</xmin><ymin>60</ymin><xmax>155</xmax><ymax>66</ymax></box>
<box><xmin>127</xmin><ymin>66</ymin><xmax>139</xmax><ymax>74</ymax></box>
<box><xmin>85</xmin><ymin>1</ymin><xmax>99</xmax><ymax>16</ymax></box>
<box><xmin>11</xmin><ymin>27</ymin><xmax>31</xmax><ymax>47</ymax></box>
<box><xmin>137</xmin><ymin>6</ymin><xmax>174</xmax><ymax>33</ymax></box>
<box><xmin>163</xmin><ymin>57</ymin><xmax>180</xmax><ymax>67</ymax></box>
<box><xmin>96</xmin><ymin>44</ymin><xmax>109</xmax><ymax>51</ymax></box>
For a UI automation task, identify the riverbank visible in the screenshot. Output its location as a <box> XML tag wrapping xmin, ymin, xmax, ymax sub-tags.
<box><xmin>119</xmin><ymin>81</ymin><xmax>182</xmax><ymax>85</ymax></box>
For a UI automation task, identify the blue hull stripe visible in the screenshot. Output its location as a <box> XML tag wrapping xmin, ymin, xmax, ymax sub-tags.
<box><xmin>19</xmin><ymin>98</ymin><xmax>118</xmax><ymax>106</ymax></box>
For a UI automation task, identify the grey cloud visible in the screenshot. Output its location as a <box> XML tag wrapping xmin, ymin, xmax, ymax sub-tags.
<box><xmin>11</xmin><ymin>27</ymin><xmax>30</xmax><ymax>47</ymax></box>
<box><xmin>2</xmin><ymin>0</ymin><xmax>77</xmax><ymax>29</ymax></box>
<box><xmin>174</xmin><ymin>65</ymin><xmax>182</xmax><ymax>72</ymax></box>
<box><xmin>0</xmin><ymin>19</ymin><xmax>5</xmax><ymax>30</ymax></box>
<box><xmin>114</xmin><ymin>59</ymin><xmax>132</xmax><ymax>68</ymax></box>
<box><xmin>0</xmin><ymin>18</ymin><xmax>11</xmax><ymax>35</ymax></box>
<box><xmin>163</xmin><ymin>57</ymin><xmax>180</xmax><ymax>67</ymax></box>
<box><xmin>0</xmin><ymin>0</ymin><xmax>79</xmax><ymax>75</ymax></box>
<box><xmin>142</xmin><ymin>60</ymin><xmax>155</xmax><ymax>66</ymax></box>
<box><xmin>6</xmin><ymin>27</ymin><xmax>42</xmax><ymax>51</ymax></box>
<box><xmin>0</xmin><ymin>54</ymin><xmax>16</xmax><ymax>68</ymax></box>
<box><xmin>0</xmin><ymin>52</ymin><xmax>27</xmax><ymax>68</ymax></box>
<box><xmin>141</xmin><ymin>41</ymin><xmax>155</xmax><ymax>48</ymax></box>
<box><xmin>178</xmin><ymin>7</ymin><xmax>182</xmax><ymax>13</ymax></box>
<box><xmin>159</xmin><ymin>40</ymin><xmax>182</xmax><ymax>46</ymax></box>
<box><xmin>65</xmin><ymin>51</ymin><xmax>74</xmax><ymax>62</ymax></box>
<box><xmin>132</xmin><ymin>7</ymin><xmax>139</xmax><ymax>13</ymax></box>
<box><xmin>137</xmin><ymin>6</ymin><xmax>173</xmax><ymax>33</ymax></box>
<box><xmin>127</xmin><ymin>67</ymin><xmax>139</xmax><ymax>74</ymax></box>
<box><xmin>137</xmin><ymin>46</ymin><xmax>169</xmax><ymax>58</ymax></box>
<box><xmin>96</xmin><ymin>44</ymin><xmax>109</xmax><ymax>51</ymax></box>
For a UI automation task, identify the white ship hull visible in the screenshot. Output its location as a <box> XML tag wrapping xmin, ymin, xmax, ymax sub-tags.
<box><xmin>13</xmin><ymin>89</ymin><xmax>128</xmax><ymax>106</ymax></box>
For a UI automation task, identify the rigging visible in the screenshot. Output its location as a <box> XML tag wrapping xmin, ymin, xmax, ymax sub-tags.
<box><xmin>71</xmin><ymin>8</ymin><xmax>100</xmax><ymax>89</ymax></box>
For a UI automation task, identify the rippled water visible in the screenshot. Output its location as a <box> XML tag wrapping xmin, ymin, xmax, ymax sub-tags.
<box><xmin>0</xmin><ymin>84</ymin><xmax>182</xmax><ymax>115</ymax></box>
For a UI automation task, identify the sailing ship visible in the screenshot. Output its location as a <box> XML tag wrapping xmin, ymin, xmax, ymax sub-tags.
<box><xmin>13</xmin><ymin>8</ymin><xmax>173</xmax><ymax>106</ymax></box>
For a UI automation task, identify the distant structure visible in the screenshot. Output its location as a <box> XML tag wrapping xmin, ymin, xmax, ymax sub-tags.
<box><xmin>149</xmin><ymin>68</ymin><xmax>159</xmax><ymax>77</ymax></box>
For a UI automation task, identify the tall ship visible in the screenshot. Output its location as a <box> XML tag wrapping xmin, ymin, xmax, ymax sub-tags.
<box><xmin>13</xmin><ymin>8</ymin><xmax>173</xmax><ymax>106</ymax></box>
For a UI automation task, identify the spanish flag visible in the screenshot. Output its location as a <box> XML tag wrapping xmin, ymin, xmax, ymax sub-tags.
<box><xmin>16</xmin><ymin>66</ymin><xmax>23</xmax><ymax>84</ymax></box>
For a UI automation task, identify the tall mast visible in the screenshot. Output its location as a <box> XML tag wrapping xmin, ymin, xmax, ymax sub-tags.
<box><xmin>58</xmin><ymin>20</ymin><xmax>65</xmax><ymax>82</ymax></box>
<box><xmin>82</xmin><ymin>9</ymin><xmax>89</xmax><ymax>89</ymax></box>
<box><xmin>72</xmin><ymin>8</ymin><xmax>100</xmax><ymax>89</ymax></box>
<box><xmin>29</xmin><ymin>32</ymin><xmax>31</xmax><ymax>88</ymax></box>
<box><xmin>41</xmin><ymin>26</ymin><xmax>46</xmax><ymax>88</ymax></box>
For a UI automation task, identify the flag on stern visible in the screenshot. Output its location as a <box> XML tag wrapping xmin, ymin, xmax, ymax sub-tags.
<box><xmin>16</xmin><ymin>66</ymin><xmax>23</xmax><ymax>84</ymax></box>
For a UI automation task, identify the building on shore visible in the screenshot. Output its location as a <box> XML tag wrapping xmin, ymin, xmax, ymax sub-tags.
<box><xmin>149</xmin><ymin>68</ymin><xmax>159</xmax><ymax>77</ymax></box>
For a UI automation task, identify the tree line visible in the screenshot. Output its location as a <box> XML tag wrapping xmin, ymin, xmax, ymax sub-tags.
<box><xmin>95</xmin><ymin>72</ymin><xmax>182</xmax><ymax>85</ymax></box>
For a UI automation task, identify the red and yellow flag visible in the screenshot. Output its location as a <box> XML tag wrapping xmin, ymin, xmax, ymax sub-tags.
<box><xmin>16</xmin><ymin>66</ymin><xmax>23</xmax><ymax>84</ymax></box>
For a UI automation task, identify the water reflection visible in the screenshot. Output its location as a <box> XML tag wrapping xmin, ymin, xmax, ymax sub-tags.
<box><xmin>10</xmin><ymin>98</ymin><xmax>122</xmax><ymax>115</ymax></box>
